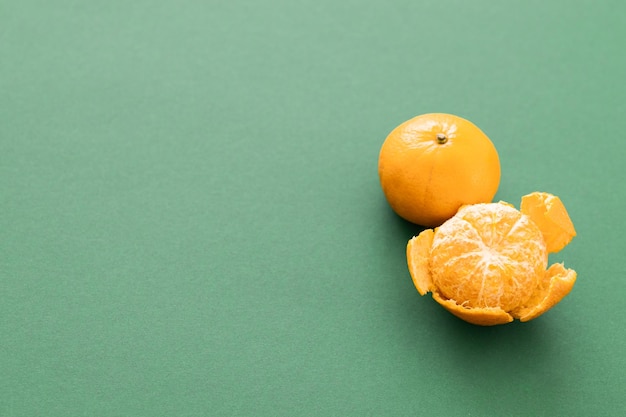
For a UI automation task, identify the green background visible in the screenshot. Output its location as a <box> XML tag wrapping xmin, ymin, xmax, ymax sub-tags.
<box><xmin>1</xmin><ymin>1</ymin><xmax>624</xmax><ymax>416</ymax></box>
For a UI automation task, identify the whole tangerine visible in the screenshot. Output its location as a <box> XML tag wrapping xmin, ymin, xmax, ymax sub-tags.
<box><xmin>378</xmin><ymin>113</ymin><xmax>501</xmax><ymax>227</ymax></box>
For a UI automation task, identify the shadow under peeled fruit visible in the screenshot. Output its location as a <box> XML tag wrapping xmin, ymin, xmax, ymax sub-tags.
<box><xmin>407</xmin><ymin>192</ymin><xmax>577</xmax><ymax>326</ymax></box>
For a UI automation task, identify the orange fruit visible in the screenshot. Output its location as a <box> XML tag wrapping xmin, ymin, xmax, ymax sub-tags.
<box><xmin>406</xmin><ymin>192</ymin><xmax>577</xmax><ymax>326</ymax></box>
<box><xmin>378</xmin><ymin>113</ymin><xmax>501</xmax><ymax>227</ymax></box>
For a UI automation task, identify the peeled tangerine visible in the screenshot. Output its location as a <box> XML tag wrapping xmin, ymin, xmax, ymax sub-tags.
<box><xmin>407</xmin><ymin>192</ymin><xmax>577</xmax><ymax>326</ymax></box>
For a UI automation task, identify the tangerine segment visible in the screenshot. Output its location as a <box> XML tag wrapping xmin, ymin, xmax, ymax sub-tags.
<box><xmin>430</xmin><ymin>203</ymin><xmax>548</xmax><ymax>311</ymax></box>
<box><xmin>514</xmin><ymin>263</ymin><xmax>577</xmax><ymax>322</ymax></box>
<box><xmin>407</xmin><ymin>230</ymin><xmax>434</xmax><ymax>295</ymax></box>
<box><xmin>432</xmin><ymin>293</ymin><xmax>513</xmax><ymax>326</ymax></box>
<box><xmin>520</xmin><ymin>192</ymin><xmax>576</xmax><ymax>253</ymax></box>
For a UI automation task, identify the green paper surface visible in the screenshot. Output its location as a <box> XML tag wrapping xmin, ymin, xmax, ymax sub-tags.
<box><xmin>1</xmin><ymin>1</ymin><xmax>625</xmax><ymax>416</ymax></box>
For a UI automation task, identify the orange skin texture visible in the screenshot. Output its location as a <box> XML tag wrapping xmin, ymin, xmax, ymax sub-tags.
<box><xmin>406</xmin><ymin>192</ymin><xmax>577</xmax><ymax>326</ymax></box>
<box><xmin>378</xmin><ymin>113</ymin><xmax>501</xmax><ymax>227</ymax></box>
<box><xmin>520</xmin><ymin>192</ymin><xmax>576</xmax><ymax>253</ymax></box>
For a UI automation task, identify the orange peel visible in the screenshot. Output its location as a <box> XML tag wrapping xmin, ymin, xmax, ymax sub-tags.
<box><xmin>407</xmin><ymin>192</ymin><xmax>577</xmax><ymax>326</ymax></box>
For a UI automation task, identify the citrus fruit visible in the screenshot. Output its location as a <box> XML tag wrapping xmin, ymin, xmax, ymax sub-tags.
<box><xmin>406</xmin><ymin>192</ymin><xmax>577</xmax><ymax>326</ymax></box>
<box><xmin>378</xmin><ymin>113</ymin><xmax>501</xmax><ymax>227</ymax></box>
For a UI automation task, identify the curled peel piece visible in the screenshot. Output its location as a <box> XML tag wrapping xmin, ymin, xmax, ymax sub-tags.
<box><xmin>514</xmin><ymin>263</ymin><xmax>577</xmax><ymax>322</ymax></box>
<box><xmin>433</xmin><ymin>293</ymin><xmax>514</xmax><ymax>326</ymax></box>
<box><xmin>520</xmin><ymin>192</ymin><xmax>576</xmax><ymax>253</ymax></box>
<box><xmin>406</xmin><ymin>230</ymin><xmax>434</xmax><ymax>296</ymax></box>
